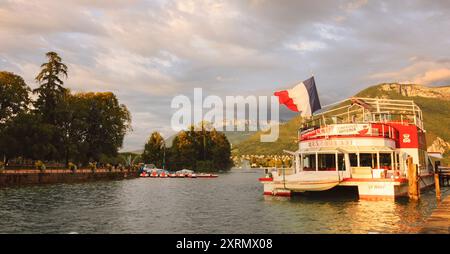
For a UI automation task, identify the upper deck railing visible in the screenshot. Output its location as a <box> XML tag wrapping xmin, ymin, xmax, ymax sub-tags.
<box><xmin>300</xmin><ymin>97</ymin><xmax>423</xmax><ymax>131</ymax></box>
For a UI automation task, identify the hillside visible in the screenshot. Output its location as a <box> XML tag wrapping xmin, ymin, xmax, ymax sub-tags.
<box><xmin>233</xmin><ymin>83</ymin><xmax>450</xmax><ymax>165</ymax></box>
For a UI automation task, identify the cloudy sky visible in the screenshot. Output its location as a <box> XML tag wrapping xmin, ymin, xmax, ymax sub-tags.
<box><xmin>1</xmin><ymin>0</ymin><xmax>450</xmax><ymax>151</ymax></box>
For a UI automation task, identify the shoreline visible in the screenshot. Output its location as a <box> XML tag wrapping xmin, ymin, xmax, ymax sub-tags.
<box><xmin>0</xmin><ymin>169</ymin><xmax>139</xmax><ymax>188</ymax></box>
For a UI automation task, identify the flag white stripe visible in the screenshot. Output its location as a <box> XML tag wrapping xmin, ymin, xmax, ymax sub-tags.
<box><xmin>287</xmin><ymin>82</ymin><xmax>311</xmax><ymax>116</ymax></box>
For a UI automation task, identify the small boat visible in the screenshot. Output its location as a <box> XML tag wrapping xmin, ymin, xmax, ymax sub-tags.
<box><xmin>187</xmin><ymin>173</ymin><xmax>197</xmax><ymax>178</ymax></box>
<box><xmin>139</xmin><ymin>172</ymin><xmax>148</xmax><ymax>177</ymax></box>
<box><xmin>197</xmin><ymin>173</ymin><xmax>218</xmax><ymax>178</ymax></box>
<box><xmin>168</xmin><ymin>173</ymin><xmax>177</xmax><ymax>178</ymax></box>
<box><xmin>176</xmin><ymin>169</ymin><xmax>194</xmax><ymax>177</ymax></box>
<box><xmin>150</xmin><ymin>170</ymin><xmax>158</xmax><ymax>178</ymax></box>
<box><xmin>158</xmin><ymin>170</ymin><xmax>169</xmax><ymax>178</ymax></box>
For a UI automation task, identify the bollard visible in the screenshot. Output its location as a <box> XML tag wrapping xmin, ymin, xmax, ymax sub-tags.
<box><xmin>434</xmin><ymin>173</ymin><xmax>441</xmax><ymax>201</ymax></box>
<box><xmin>407</xmin><ymin>157</ymin><xmax>419</xmax><ymax>201</ymax></box>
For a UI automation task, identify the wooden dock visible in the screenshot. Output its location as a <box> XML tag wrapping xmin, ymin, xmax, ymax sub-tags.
<box><xmin>420</xmin><ymin>195</ymin><xmax>450</xmax><ymax>234</ymax></box>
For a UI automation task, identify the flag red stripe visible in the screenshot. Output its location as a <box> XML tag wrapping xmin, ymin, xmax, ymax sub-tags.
<box><xmin>274</xmin><ymin>90</ymin><xmax>299</xmax><ymax>112</ymax></box>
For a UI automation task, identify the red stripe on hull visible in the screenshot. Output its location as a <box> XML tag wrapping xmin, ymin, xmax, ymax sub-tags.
<box><xmin>359</xmin><ymin>195</ymin><xmax>396</xmax><ymax>200</ymax></box>
<box><xmin>274</xmin><ymin>192</ymin><xmax>291</xmax><ymax>197</ymax></box>
<box><xmin>343</xmin><ymin>178</ymin><xmax>408</xmax><ymax>183</ymax></box>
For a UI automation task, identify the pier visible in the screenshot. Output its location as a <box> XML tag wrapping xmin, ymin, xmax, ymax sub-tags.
<box><xmin>0</xmin><ymin>168</ymin><xmax>139</xmax><ymax>187</ymax></box>
<box><xmin>420</xmin><ymin>195</ymin><xmax>450</xmax><ymax>234</ymax></box>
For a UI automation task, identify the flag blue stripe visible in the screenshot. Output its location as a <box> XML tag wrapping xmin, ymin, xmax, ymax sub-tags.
<box><xmin>303</xmin><ymin>76</ymin><xmax>321</xmax><ymax>114</ymax></box>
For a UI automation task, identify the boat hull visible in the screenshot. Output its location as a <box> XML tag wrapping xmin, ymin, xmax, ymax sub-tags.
<box><xmin>261</xmin><ymin>174</ymin><xmax>435</xmax><ymax>199</ymax></box>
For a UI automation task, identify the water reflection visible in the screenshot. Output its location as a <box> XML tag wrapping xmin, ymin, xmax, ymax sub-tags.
<box><xmin>0</xmin><ymin>169</ymin><xmax>445</xmax><ymax>233</ymax></box>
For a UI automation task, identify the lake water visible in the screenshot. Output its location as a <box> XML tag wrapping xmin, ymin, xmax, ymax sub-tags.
<box><xmin>0</xmin><ymin>169</ymin><xmax>446</xmax><ymax>234</ymax></box>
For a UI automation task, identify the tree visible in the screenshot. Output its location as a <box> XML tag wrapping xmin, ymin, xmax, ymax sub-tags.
<box><xmin>80</xmin><ymin>92</ymin><xmax>131</xmax><ymax>163</ymax></box>
<box><xmin>34</xmin><ymin>51</ymin><xmax>68</xmax><ymax>124</ymax></box>
<box><xmin>0</xmin><ymin>71</ymin><xmax>30</xmax><ymax>123</ymax></box>
<box><xmin>56</xmin><ymin>90</ymin><xmax>89</xmax><ymax>165</ymax></box>
<box><xmin>0</xmin><ymin>71</ymin><xmax>31</xmax><ymax>162</ymax></box>
<box><xmin>0</xmin><ymin>112</ymin><xmax>56</xmax><ymax>161</ymax></box>
<box><xmin>209</xmin><ymin>129</ymin><xmax>232</xmax><ymax>170</ymax></box>
<box><xmin>169</xmin><ymin>125</ymin><xmax>233</xmax><ymax>172</ymax></box>
<box><xmin>142</xmin><ymin>131</ymin><xmax>165</xmax><ymax>168</ymax></box>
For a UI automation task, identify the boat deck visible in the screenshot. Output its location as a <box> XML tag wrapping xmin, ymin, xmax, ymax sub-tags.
<box><xmin>420</xmin><ymin>195</ymin><xmax>450</xmax><ymax>234</ymax></box>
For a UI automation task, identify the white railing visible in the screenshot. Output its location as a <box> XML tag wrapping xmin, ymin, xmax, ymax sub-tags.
<box><xmin>303</xmin><ymin>97</ymin><xmax>423</xmax><ymax>130</ymax></box>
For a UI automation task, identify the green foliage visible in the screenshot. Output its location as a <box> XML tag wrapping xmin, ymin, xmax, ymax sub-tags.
<box><xmin>0</xmin><ymin>112</ymin><xmax>58</xmax><ymax>160</ymax></box>
<box><xmin>168</xmin><ymin>125</ymin><xmax>232</xmax><ymax>172</ymax></box>
<box><xmin>142</xmin><ymin>132</ymin><xmax>165</xmax><ymax>168</ymax></box>
<box><xmin>196</xmin><ymin>160</ymin><xmax>214</xmax><ymax>172</ymax></box>
<box><xmin>79</xmin><ymin>92</ymin><xmax>131</xmax><ymax>163</ymax></box>
<box><xmin>34</xmin><ymin>51</ymin><xmax>68</xmax><ymax>125</ymax></box>
<box><xmin>0</xmin><ymin>71</ymin><xmax>30</xmax><ymax>123</ymax></box>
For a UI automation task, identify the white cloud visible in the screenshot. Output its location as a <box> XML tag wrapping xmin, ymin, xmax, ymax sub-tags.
<box><xmin>367</xmin><ymin>59</ymin><xmax>450</xmax><ymax>86</ymax></box>
<box><xmin>341</xmin><ymin>0</ymin><xmax>368</xmax><ymax>12</ymax></box>
<box><xmin>284</xmin><ymin>41</ymin><xmax>327</xmax><ymax>53</ymax></box>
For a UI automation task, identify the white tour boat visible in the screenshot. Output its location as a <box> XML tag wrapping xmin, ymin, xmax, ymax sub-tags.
<box><xmin>259</xmin><ymin>97</ymin><xmax>437</xmax><ymax>200</ymax></box>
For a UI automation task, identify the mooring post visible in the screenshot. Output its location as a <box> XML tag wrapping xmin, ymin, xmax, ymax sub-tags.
<box><xmin>416</xmin><ymin>164</ymin><xmax>421</xmax><ymax>199</ymax></box>
<box><xmin>407</xmin><ymin>157</ymin><xmax>419</xmax><ymax>201</ymax></box>
<box><xmin>434</xmin><ymin>161</ymin><xmax>441</xmax><ymax>201</ymax></box>
<box><xmin>434</xmin><ymin>172</ymin><xmax>441</xmax><ymax>201</ymax></box>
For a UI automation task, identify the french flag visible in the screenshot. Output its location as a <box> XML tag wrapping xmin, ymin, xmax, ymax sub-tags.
<box><xmin>274</xmin><ymin>76</ymin><xmax>321</xmax><ymax>116</ymax></box>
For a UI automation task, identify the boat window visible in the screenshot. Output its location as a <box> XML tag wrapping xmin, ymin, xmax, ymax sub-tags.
<box><xmin>396</xmin><ymin>153</ymin><xmax>400</xmax><ymax>171</ymax></box>
<box><xmin>379</xmin><ymin>153</ymin><xmax>392</xmax><ymax>170</ymax></box>
<box><xmin>318</xmin><ymin>154</ymin><xmax>336</xmax><ymax>171</ymax></box>
<box><xmin>360</xmin><ymin>153</ymin><xmax>376</xmax><ymax>168</ymax></box>
<box><xmin>303</xmin><ymin>154</ymin><xmax>316</xmax><ymax>171</ymax></box>
<box><xmin>349</xmin><ymin>153</ymin><xmax>358</xmax><ymax>167</ymax></box>
<box><xmin>338</xmin><ymin>154</ymin><xmax>345</xmax><ymax>171</ymax></box>
<box><xmin>418</xmin><ymin>149</ymin><xmax>426</xmax><ymax>172</ymax></box>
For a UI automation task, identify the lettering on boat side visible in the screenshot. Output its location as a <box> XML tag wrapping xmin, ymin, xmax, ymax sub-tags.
<box><xmin>176</xmin><ymin>237</ymin><xmax>273</xmax><ymax>251</ymax></box>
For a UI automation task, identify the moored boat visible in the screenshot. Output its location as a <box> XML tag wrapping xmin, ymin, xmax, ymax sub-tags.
<box><xmin>176</xmin><ymin>169</ymin><xmax>194</xmax><ymax>177</ymax></box>
<box><xmin>260</xmin><ymin>97</ymin><xmax>437</xmax><ymax>200</ymax></box>
<box><xmin>149</xmin><ymin>170</ymin><xmax>158</xmax><ymax>178</ymax></box>
<box><xmin>197</xmin><ymin>173</ymin><xmax>218</xmax><ymax>178</ymax></box>
<box><xmin>187</xmin><ymin>173</ymin><xmax>197</xmax><ymax>178</ymax></box>
<box><xmin>159</xmin><ymin>170</ymin><xmax>169</xmax><ymax>178</ymax></box>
